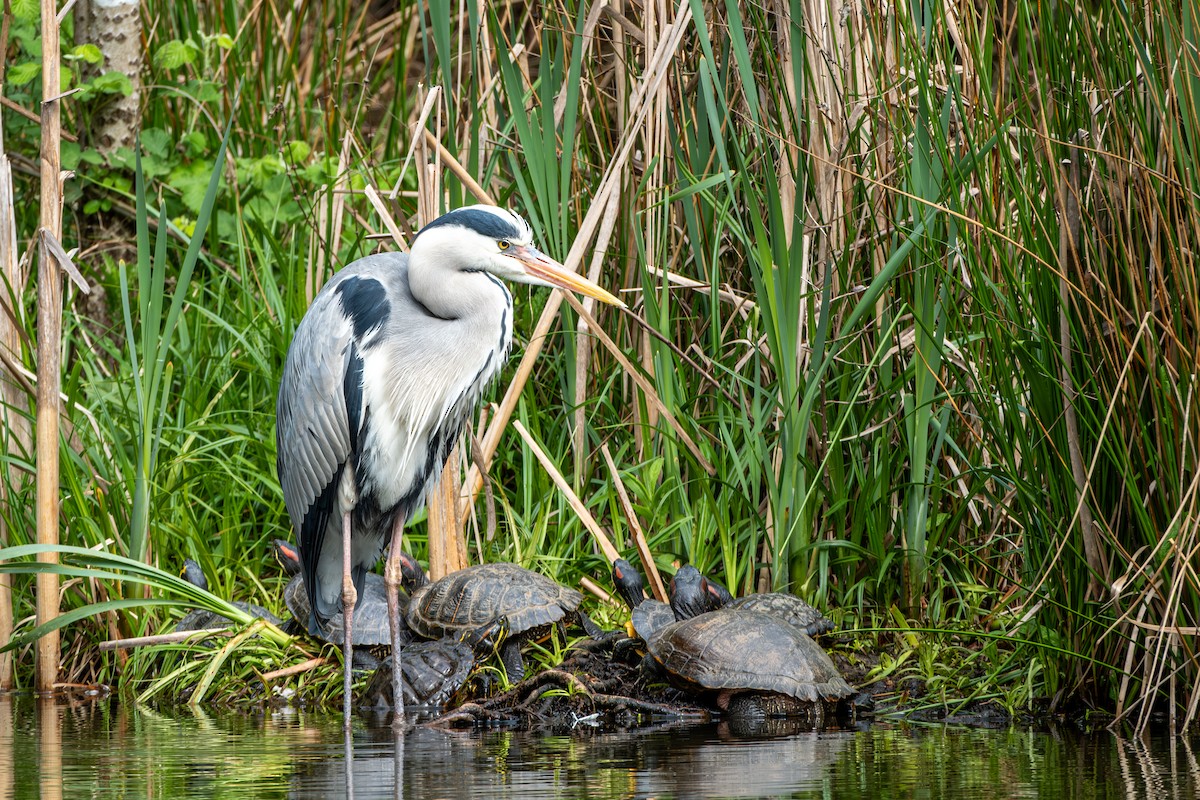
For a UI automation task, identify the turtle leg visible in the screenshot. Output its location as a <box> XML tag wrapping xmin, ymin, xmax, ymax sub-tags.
<box><xmin>499</xmin><ymin>638</ymin><xmax>525</xmax><ymax>683</ymax></box>
<box><xmin>340</xmin><ymin>511</ymin><xmax>357</xmax><ymax>728</ymax></box>
<box><xmin>384</xmin><ymin>516</ymin><xmax>407</xmax><ymax>729</ymax></box>
<box><xmin>576</xmin><ymin>611</ymin><xmax>623</xmax><ymax>643</ymax></box>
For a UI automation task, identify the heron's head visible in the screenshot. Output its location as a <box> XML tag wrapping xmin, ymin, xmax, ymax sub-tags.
<box><xmin>412</xmin><ymin>205</ymin><xmax>625</xmax><ymax>307</ymax></box>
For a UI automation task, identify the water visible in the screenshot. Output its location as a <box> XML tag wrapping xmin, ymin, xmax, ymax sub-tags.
<box><xmin>2</xmin><ymin>697</ymin><xmax>1197</xmax><ymax>799</ymax></box>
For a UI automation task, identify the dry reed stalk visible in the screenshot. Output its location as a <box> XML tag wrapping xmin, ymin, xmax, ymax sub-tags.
<box><xmin>562</xmin><ymin>292</ymin><xmax>713</xmax><ymax>473</ymax></box>
<box><xmin>459</xmin><ymin>0</ymin><xmax>696</xmax><ymax>519</ymax></box>
<box><xmin>1056</xmin><ymin>141</ymin><xmax>1106</xmax><ymax>595</ymax></box>
<box><xmin>600</xmin><ymin>443</ymin><xmax>667</xmax><ymax>602</ymax></box>
<box><xmin>260</xmin><ymin>657</ymin><xmax>328</xmax><ymax>681</ymax></box>
<box><xmin>307</xmin><ymin>131</ymin><xmax>354</xmax><ymax>304</ymax></box>
<box><xmin>578</xmin><ymin>576</ymin><xmax>614</xmax><ymax>605</ymax></box>
<box><xmin>35</xmin><ymin>0</ymin><xmax>64</xmax><ymax>694</ymax></box>
<box><xmin>97</xmin><ymin>628</ymin><xmax>233</xmax><ymax>650</ymax></box>
<box><xmin>0</xmin><ymin>80</ymin><xmax>27</xmax><ymax>690</ymax></box>
<box><xmin>572</xmin><ymin>189</ymin><xmax>621</xmax><ymax>475</ymax></box>
<box><xmin>511</xmin><ymin>419</ymin><xmax>620</xmax><ymax>563</ymax></box>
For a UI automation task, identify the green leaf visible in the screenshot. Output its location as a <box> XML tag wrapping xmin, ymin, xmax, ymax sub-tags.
<box><xmin>90</xmin><ymin>71</ymin><xmax>134</xmax><ymax>96</ymax></box>
<box><xmin>140</xmin><ymin>128</ymin><xmax>173</xmax><ymax>160</ymax></box>
<box><xmin>183</xmin><ymin>79</ymin><xmax>222</xmax><ymax>105</ymax></box>
<box><xmin>213</xmin><ymin>33</ymin><xmax>235</xmax><ymax>50</ymax></box>
<box><xmin>283</xmin><ymin>140</ymin><xmax>311</xmax><ymax>164</ymax></box>
<box><xmin>182</xmin><ymin>131</ymin><xmax>209</xmax><ymax>158</ymax></box>
<box><xmin>7</xmin><ymin>61</ymin><xmax>40</xmax><ymax>86</ymax></box>
<box><xmin>70</xmin><ymin>43</ymin><xmax>105</xmax><ymax>64</ymax></box>
<box><xmin>10</xmin><ymin>0</ymin><xmax>37</xmax><ymax>22</ymax></box>
<box><xmin>154</xmin><ymin>39</ymin><xmax>199</xmax><ymax>70</ymax></box>
<box><xmin>169</xmin><ymin>159</ymin><xmax>222</xmax><ymax>214</ymax></box>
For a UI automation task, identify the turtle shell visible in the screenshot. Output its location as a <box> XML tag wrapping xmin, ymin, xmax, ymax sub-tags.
<box><xmin>727</xmin><ymin>593</ymin><xmax>834</xmax><ymax>637</ymax></box>
<box><xmin>646</xmin><ymin>608</ymin><xmax>852</xmax><ymax>703</ymax></box>
<box><xmin>405</xmin><ymin>563</ymin><xmax>582</xmax><ymax>641</ymax></box>
<box><xmin>175</xmin><ymin>601</ymin><xmax>281</xmax><ymax>632</ymax></box>
<box><xmin>630</xmin><ymin>599</ymin><xmax>674</xmax><ymax>640</ymax></box>
<box><xmin>283</xmin><ymin>571</ymin><xmax>408</xmax><ymax>647</ymax></box>
<box><xmin>361</xmin><ymin>637</ymin><xmax>476</xmax><ymax>710</ymax></box>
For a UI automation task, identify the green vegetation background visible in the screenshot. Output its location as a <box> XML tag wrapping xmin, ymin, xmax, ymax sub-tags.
<box><xmin>1</xmin><ymin>0</ymin><xmax>1196</xmax><ymax>725</ymax></box>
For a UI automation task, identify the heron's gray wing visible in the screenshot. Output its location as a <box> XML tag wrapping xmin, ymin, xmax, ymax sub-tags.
<box><xmin>276</xmin><ymin>281</ymin><xmax>361</xmax><ymax>625</ymax></box>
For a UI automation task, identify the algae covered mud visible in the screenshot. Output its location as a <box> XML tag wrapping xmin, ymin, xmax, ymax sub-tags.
<box><xmin>3</xmin><ymin>696</ymin><xmax>1196</xmax><ymax>799</ymax></box>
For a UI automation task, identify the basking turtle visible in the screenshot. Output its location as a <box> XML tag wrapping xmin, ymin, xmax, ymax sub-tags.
<box><xmin>644</xmin><ymin>606</ymin><xmax>853</xmax><ymax>723</ymax></box>
<box><xmin>359</xmin><ymin>619</ymin><xmax>505</xmax><ymax>710</ymax></box>
<box><xmin>176</xmin><ymin>559</ymin><xmax>284</xmax><ymax>631</ymax></box>
<box><xmin>273</xmin><ymin>539</ymin><xmax>412</xmax><ymax>651</ymax></box>
<box><xmin>401</xmin><ymin>555</ymin><xmax>602</xmax><ymax>682</ymax></box>
<box><xmin>613</xmin><ymin>561</ymin><xmax>852</xmax><ymax>724</ymax></box>
<box><xmin>670</xmin><ymin>564</ymin><xmax>834</xmax><ymax>637</ymax></box>
<box><xmin>611</xmin><ymin>558</ymin><xmax>672</xmax><ymax>641</ymax></box>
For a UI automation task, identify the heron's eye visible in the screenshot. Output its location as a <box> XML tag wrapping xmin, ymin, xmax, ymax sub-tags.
<box><xmin>498</xmin><ymin>240</ymin><xmax>510</xmax><ymax>251</ymax></box>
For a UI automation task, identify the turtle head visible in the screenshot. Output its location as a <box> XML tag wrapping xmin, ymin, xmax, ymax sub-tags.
<box><xmin>273</xmin><ymin>539</ymin><xmax>302</xmax><ymax>577</ymax></box>
<box><xmin>181</xmin><ymin>559</ymin><xmax>208</xmax><ymax>592</ymax></box>
<box><xmin>462</xmin><ymin>616</ymin><xmax>510</xmax><ymax>654</ymax></box>
<box><xmin>611</xmin><ymin>558</ymin><xmax>646</xmax><ymax>610</ymax></box>
<box><xmin>703</xmin><ymin>575</ymin><xmax>734</xmax><ymax>606</ymax></box>
<box><xmin>669</xmin><ymin>565</ymin><xmax>723</xmax><ymax>620</ymax></box>
<box><xmin>398</xmin><ymin>552</ymin><xmax>429</xmax><ymax>592</ymax></box>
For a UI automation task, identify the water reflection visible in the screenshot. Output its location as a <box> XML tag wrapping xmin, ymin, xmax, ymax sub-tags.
<box><xmin>0</xmin><ymin>696</ymin><xmax>1197</xmax><ymax>799</ymax></box>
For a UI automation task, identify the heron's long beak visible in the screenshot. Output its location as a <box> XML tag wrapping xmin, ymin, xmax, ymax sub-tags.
<box><xmin>511</xmin><ymin>245</ymin><xmax>626</xmax><ymax>308</ymax></box>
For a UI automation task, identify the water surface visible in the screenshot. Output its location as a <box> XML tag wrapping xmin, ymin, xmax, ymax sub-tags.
<box><xmin>2</xmin><ymin>697</ymin><xmax>1195</xmax><ymax>799</ymax></box>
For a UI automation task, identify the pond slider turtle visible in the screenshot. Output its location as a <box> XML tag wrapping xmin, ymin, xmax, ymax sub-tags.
<box><xmin>175</xmin><ymin>559</ymin><xmax>284</xmax><ymax>632</ymax></box>
<box><xmin>611</xmin><ymin>558</ymin><xmax>673</xmax><ymax>641</ymax></box>
<box><xmin>359</xmin><ymin>618</ymin><xmax>505</xmax><ymax>710</ymax></box>
<box><xmin>670</xmin><ymin>564</ymin><xmax>834</xmax><ymax>636</ymax></box>
<box><xmin>644</xmin><ymin>606</ymin><xmax>853</xmax><ymax>722</ymax></box>
<box><xmin>273</xmin><ymin>539</ymin><xmax>412</xmax><ymax>652</ymax></box>
<box><xmin>401</xmin><ymin>555</ymin><xmax>602</xmax><ymax>682</ymax></box>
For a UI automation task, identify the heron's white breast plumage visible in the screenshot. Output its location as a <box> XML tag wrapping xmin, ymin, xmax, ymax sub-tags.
<box><xmin>356</xmin><ymin>282</ymin><xmax>512</xmax><ymax>512</ymax></box>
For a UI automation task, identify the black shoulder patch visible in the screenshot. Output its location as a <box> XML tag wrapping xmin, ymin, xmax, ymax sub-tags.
<box><xmin>337</xmin><ymin>276</ymin><xmax>390</xmax><ymax>340</ymax></box>
<box><xmin>343</xmin><ymin>344</ymin><xmax>365</xmax><ymax>454</ymax></box>
<box><xmin>415</xmin><ymin>208</ymin><xmax>523</xmax><ymax>241</ymax></box>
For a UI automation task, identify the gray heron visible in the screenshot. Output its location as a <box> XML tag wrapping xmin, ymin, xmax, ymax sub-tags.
<box><xmin>275</xmin><ymin>204</ymin><xmax>623</xmax><ymax>723</ymax></box>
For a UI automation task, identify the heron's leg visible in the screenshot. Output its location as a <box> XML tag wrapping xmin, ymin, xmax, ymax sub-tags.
<box><xmin>341</xmin><ymin>510</ymin><xmax>357</xmax><ymax>727</ymax></box>
<box><xmin>384</xmin><ymin>515</ymin><xmax>407</xmax><ymax>729</ymax></box>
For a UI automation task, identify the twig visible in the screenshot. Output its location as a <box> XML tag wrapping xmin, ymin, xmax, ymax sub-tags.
<box><xmin>422</xmin><ymin>702</ymin><xmax>509</xmax><ymax>728</ymax></box>
<box><xmin>260</xmin><ymin>657</ymin><xmax>328</xmax><ymax>681</ymax></box>
<box><xmin>515</xmin><ymin>669</ymin><xmax>591</xmax><ymax>708</ymax></box>
<box><xmin>98</xmin><ymin>628</ymin><xmax>232</xmax><ymax>651</ymax></box>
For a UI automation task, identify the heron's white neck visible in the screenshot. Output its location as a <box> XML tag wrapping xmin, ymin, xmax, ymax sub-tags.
<box><xmin>407</xmin><ymin>237</ymin><xmax>511</xmax><ymax>321</ymax></box>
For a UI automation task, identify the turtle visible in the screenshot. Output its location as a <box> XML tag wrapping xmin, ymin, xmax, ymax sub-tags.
<box><xmin>175</xmin><ymin>559</ymin><xmax>284</xmax><ymax>632</ymax></box>
<box><xmin>400</xmin><ymin>554</ymin><xmax>604</xmax><ymax>682</ymax></box>
<box><xmin>359</xmin><ymin>619</ymin><xmax>506</xmax><ymax>710</ymax></box>
<box><xmin>273</xmin><ymin>539</ymin><xmax>413</xmax><ymax>651</ymax></box>
<box><xmin>612</xmin><ymin>560</ymin><xmax>852</xmax><ymax>724</ymax></box>
<box><xmin>670</xmin><ymin>564</ymin><xmax>834</xmax><ymax>637</ymax></box>
<box><xmin>643</xmin><ymin>605</ymin><xmax>853</xmax><ymax>724</ymax></box>
<box><xmin>611</xmin><ymin>558</ymin><xmax>673</xmax><ymax>641</ymax></box>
